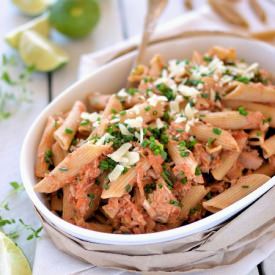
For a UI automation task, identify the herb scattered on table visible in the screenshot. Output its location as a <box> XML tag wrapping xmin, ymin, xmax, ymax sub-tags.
<box><xmin>0</xmin><ymin>54</ymin><xmax>34</xmax><ymax>121</ymax></box>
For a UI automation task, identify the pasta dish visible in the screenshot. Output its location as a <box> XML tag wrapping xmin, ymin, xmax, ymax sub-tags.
<box><xmin>34</xmin><ymin>46</ymin><xmax>274</xmax><ymax>234</ymax></box>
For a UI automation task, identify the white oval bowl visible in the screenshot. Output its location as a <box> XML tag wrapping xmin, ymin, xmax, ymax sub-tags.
<box><xmin>21</xmin><ymin>34</ymin><xmax>275</xmax><ymax>245</ymax></box>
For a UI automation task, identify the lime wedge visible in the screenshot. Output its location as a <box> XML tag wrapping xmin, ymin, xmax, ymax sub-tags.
<box><xmin>0</xmin><ymin>231</ymin><xmax>31</xmax><ymax>275</ymax></box>
<box><xmin>19</xmin><ymin>30</ymin><xmax>69</xmax><ymax>72</ymax></box>
<box><xmin>6</xmin><ymin>14</ymin><xmax>50</xmax><ymax>49</ymax></box>
<box><xmin>12</xmin><ymin>0</ymin><xmax>50</xmax><ymax>16</ymax></box>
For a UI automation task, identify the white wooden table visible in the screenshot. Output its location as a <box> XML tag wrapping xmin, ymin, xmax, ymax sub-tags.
<box><xmin>0</xmin><ymin>0</ymin><xmax>274</xmax><ymax>274</ymax></box>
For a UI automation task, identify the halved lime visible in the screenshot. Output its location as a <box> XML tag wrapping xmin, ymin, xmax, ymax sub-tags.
<box><xmin>19</xmin><ymin>30</ymin><xmax>69</xmax><ymax>72</ymax></box>
<box><xmin>49</xmin><ymin>0</ymin><xmax>100</xmax><ymax>38</ymax></box>
<box><xmin>12</xmin><ymin>0</ymin><xmax>50</xmax><ymax>16</ymax></box>
<box><xmin>6</xmin><ymin>14</ymin><xmax>50</xmax><ymax>49</ymax></box>
<box><xmin>0</xmin><ymin>231</ymin><xmax>31</xmax><ymax>275</ymax></box>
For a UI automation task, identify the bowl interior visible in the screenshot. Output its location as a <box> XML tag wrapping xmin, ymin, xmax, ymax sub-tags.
<box><xmin>21</xmin><ymin>33</ymin><xmax>275</xmax><ymax>245</ymax></box>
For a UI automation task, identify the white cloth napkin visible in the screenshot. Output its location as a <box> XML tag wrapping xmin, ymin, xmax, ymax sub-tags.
<box><xmin>33</xmin><ymin>3</ymin><xmax>275</xmax><ymax>275</ymax></box>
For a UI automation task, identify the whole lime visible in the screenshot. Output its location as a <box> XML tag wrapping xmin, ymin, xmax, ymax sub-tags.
<box><xmin>49</xmin><ymin>0</ymin><xmax>100</xmax><ymax>38</ymax></box>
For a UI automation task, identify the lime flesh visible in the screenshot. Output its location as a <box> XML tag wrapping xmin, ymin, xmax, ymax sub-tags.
<box><xmin>49</xmin><ymin>0</ymin><xmax>100</xmax><ymax>38</ymax></box>
<box><xmin>6</xmin><ymin>14</ymin><xmax>50</xmax><ymax>49</ymax></box>
<box><xmin>12</xmin><ymin>0</ymin><xmax>50</xmax><ymax>16</ymax></box>
<box><xmin>0</xmin><ymin>231</ymin><xmax>31</xmax><ymax>275</ymax></box>
<box><xmin>19</xmin><ymin>30</ymin><xmax>69</xmax><ymax>72</ymax></box>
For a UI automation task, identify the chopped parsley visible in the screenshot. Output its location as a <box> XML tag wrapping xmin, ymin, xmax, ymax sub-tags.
<box><xmin>80</xmin><ymin>119</ymin><xmax>90</xmax><ymax>126</ymax></box>
<box><xmin>103</xmin><ymin>183</ymin><xmax>110</xmax><ymax>190</ymax></box>
<box><xmin>234</xmin><ymin>75</ymin><xmax>250</xmax><ymax>84</ymax></box>
<box><xmin>44</xmin><ymin>149</ymin><xmax>53</xmax><ymax>168</ymax></box>
<box><xmin>64</xmin><ymin>128</ymin><xmax>73</xmax><ymax>134</ymax></box>
<box><xmin>120</xmin><ymin>110</ymin><xmax>126</xmax><ymax>116</ymax></box>
<box><xmin>238</xmin><ymin>106</ymin><xmax>248</xmax><ymax>116</ymax></box>
<box><xmin>203</xmin><ymin>55</ymin><xmax>213</xmax><ymax>63</ymax></box>
<box><xmin>88</xmin><ymin>193</ymin><xmax>95</xmax><ymax>207</ymax></box>
<box><xmin>125</xmin><ymin>184</ymin><xmax>133</xmax><ymax>193</ymax></box>
<box><xmin>207</xmin><ymin>137</ymin><xmax>215</xmax><ymax>146</ymax></box>
<box><xmin>205</xmin><ymin>192</ymin><xmax>212</xmax><ymax>200</ymax></box>
<box><xmin>99</xmin><ymin>158</ymin><xmax>116</xmax><ymax>171</ymax></box>
<box><xmin>169</xmin><ymin>199</ymin><xmax>181</xmax><ymax>207</ymax></box>
<box><xmin>212</xmin><ymin>128</ymin><xmax>222</xmax><ymax>135</ymax></box>
<box><xmin>141</xmin><ymin>136</ymin><xmax>167</xmax><ymax>160</ymax></box>
<box><xmin>156</xmin><ymin>83</ymin><xmax>175</xmax><ymax>101</ymax></box>
<box><xmin>126</xmin><ymin>88</ymin><xmax>138</xmax><ymax>95</ymax></box>
<box><xmin>163</xmin><ymin>111</ymin><xmax>170</xmax><ymax>122</ymax></box>
<box><xmin>201</xmin><ymin>93</ymin><xmax>209</xmax><ymax>99</ymax></box>
<box><xmin>161</xmin><ymin>166</ymin><xmax>174</xmax><ymax>189</ymax></box>
<box><xmin>263</xmin><ymin>117</ymin><xmax>272</xmax><ymax>124</ymax></box>
<box><xmin>256</xmin><ymin>131</ymin><xmax>262</xmax><ymax>137</ymax></box>
<box><xmin>185</xmin><ymin>79</ymin><xmax>203</xmax><ymax>87</ymax></box>
<box><xmin>195</xmin><ymin>166</ymin><xmax>201</xmax><ymax>176</ymax></box>
<box><xmin>58</xmin><ymin>167</ymin><xmax>68</xmax><ymax>172</ymax></box>
<box><xmin>242</xmin><ymin>185</ymin><xmax>249</xmax><ymax>189</ymax></box>
<box><xmin>181</xmin><ymin>177</ymin><xmax>188</xmax><ymax>185</ymax></box>
<box><xmin>189</xmin><ymin>206</ymin><xmax>200</xmax><ymax>215</ymax></box>
<box><xmin>144</xmin><ymin>106</ymin><xmax>151</xmax><ymax>112</ymax></box>
<box><xmin>144</xmin><ymin>183</ymin><xmax>156</xmax><ymax>194</ymax></box>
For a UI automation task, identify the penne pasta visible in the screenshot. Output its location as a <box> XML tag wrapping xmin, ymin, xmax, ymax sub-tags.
<box><xmin>201</xmin><ymin>111</ymin><xmax>263</xmax><ymax>130</ymax></box>
<box><xmin>52</xmin><ymin>142</ymin><xmax>68</xmax><ymax>166</ymax></box>
<box><xmin>101</xmin><ymin>158</ymin><xmax>151</xmax><ymax>199</ymax></box>
<box><xmin>208</xmin><ymin>46</ymin><xmax>236</xmax><ymax>61</ymax></box>
<box><xmin>167</xmin><ymin>140</ymin><xmax>198</xmax><ymax>180</ymax></box>
<box><xmin>54</xmin><ymin>101</ymin><xmax>86</xmax><ymax>151</ymax></box>
<box><xmin>35</xmin><ymin>116</ymin><xmax>61</xmax><ymax>178</ymax></box>
<box><xmin>90</xmin><ymin>95</ymin><xmax>122</xmax><ymax>138</ymax></box>
<box><xmin>62</xmin><ymin>185</ymin><xmax>75</xmax><ymax>223</ymax></box>
<box><xmin>211</xmin><ymin>151</ymin><xmax>240</xmax><ymax>180</ymax></box>
<box><xmin>88</xmin><ymin>93</ymin><xmax>111</xmax><ymax>111</ymax></box>
<box><xmin>223</xmin><ymin>100</ymin><xmax>275</xmax><ymax>127</ymax></box>
<box><xmin>203</xmin><ymin>174</ymin><xmax>270</xmax><ymax>213</ymax></box>
<box><xmin>224</xmin><ymin>83</ymin><xmax>275</xmax><ymax>103</ymax></box>
<box><xmin>50</xmin><ymin>192</ymin><xmax>63</xmax><ymax>212</ymax></box>
<box><xmin>34</xmin><ymin>143</ymin><xmax>111</xmax><ymax>193</ymax></box>
<box><xmin>190</xmin><ymin>123</ymin><xmax>239</xmax><ymax>151</ymax></box>
<box><xmin>261</xmin><ymin>135</ymin><xmax>275</xmax><ymax>158</ymax></box>
<box><xmin>248</xmin><ymin>129</ymin><xmax>265</xmax><ymax>146</ymax></box>
<box><xmin>255</xmin><ymin>163</ymin><xmax>275</xmax><ymax>176</ymax></box>
<box><xmin>180</xmin><ymin>186</ymin><xmax>208</xmax><ymax>219</ymax></box>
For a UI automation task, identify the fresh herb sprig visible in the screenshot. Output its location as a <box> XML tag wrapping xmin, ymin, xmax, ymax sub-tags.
<box><xmin>0</xmin><ymin>54</ymin><xmax>34</xmax><ymax>120</ymax></box>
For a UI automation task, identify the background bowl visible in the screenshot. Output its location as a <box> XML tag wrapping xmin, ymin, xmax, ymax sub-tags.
<box><xmin>21</xmin><ymin>33</ymin><xmax>275</xmax><ymax>245</ymax></box>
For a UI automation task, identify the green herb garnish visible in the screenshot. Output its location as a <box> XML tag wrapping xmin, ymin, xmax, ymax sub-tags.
<box><xmin>238</xmin><ymin>106</ymin><xmax>248</xmax><ymax>116</ymax></box>
<box><xmin>212</xmin><ymin>128</ymin><xmax>222</xmax><ymax>135</ymax></box>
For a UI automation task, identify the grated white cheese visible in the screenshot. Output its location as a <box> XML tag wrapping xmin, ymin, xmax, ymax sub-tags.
<box><xmin>184</xmin><ymin>103</ymin><xmax>198</xmax><ymax>119</ymax></box>
<box><xmin>117</xmin><ymin>88</ymin><xmax>129</xmax><ymax>98</ymax></box>
<box><xmin>185</xmin><ymin>118</ymin><xmax>199</xmax><ymax>133</ymax></box>
<box><xmin>118</xmin><ymin>123</ymin><xmax>132</xmax><ymax>136</ymax></box>
<box><xmin>178</xmin><ymin>85</ymin><xmax>200</xmax><ymax>97</ymax></box>
<box><xmin>95</xmin><ymin>133</ymin><xmax>113</xmax><ymax>145</ymax></box>
<box><xmin>108</xmin><ymin>143</ymin><xmax>132</xmax><ymax>162</ymax></box>
<box><xmin>108</xmin><ymin>164</ymin><xmax>124</xmax><ymax>182</ymax></box>
<box><xmin>174</xmin><ymin>114</ymin><xmax>187</xmax><ymax>124</ymax></box>
<box><xmin>125</xmin><ymin>116</ymin><xmax>143</xmax><ymax>128</ymax></box>
<box><xmin>147</xmin><ymin>94</ymin><xmax>168</xmax><ymax>107</ymax></box>
<box><xmin>169</xmin><ymin>100</ymin><xmax>180</xmax><ymax>114</ymax></box>
<box><xmin>156</xmin><ymin>118</ymin><xmax>164</xmax><ymax>129</ymax></box>
<box><xmin>168</xmin><ymin>59</ymin><xmax>186</xmax><ymax>77</ymax></box>
<box><xmin>119</xmin><ymin>151</ymin><xmax>140</xmax><ymax>166</ymax></box>
<box><xmin>81</xmin><ymin>112</ymin><xmax>101</xmax><ymax>122</ymax></box>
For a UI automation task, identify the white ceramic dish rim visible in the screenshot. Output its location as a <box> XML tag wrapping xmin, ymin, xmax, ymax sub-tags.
<box><xmin>21</xmin><ymin>33</ymin><xmax>275</xmax><ymax>245</ymax></box>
